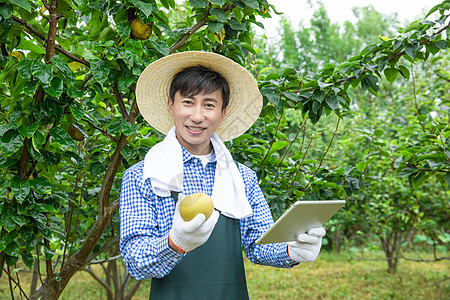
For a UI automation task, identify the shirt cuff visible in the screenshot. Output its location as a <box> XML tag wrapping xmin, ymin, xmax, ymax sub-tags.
<box><xmin>158</xmin><ymin>233</ymin><xmax>186</xmax><ymax>259</ymax></box>
<box><xmin>280</xmin><ymin>244</ymin><xmax>299</xmax><ymax>267</ymax></box>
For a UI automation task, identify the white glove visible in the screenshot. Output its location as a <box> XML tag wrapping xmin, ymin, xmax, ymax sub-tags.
<box><xmin>287</xmin><ymin>227</ymin><xmax>326</xmax><ymax>263</ymax></box>
<box><xmin>169</xmin><ymin>194</ymin><xmax>220</xmax><ymax>252</ymax></box>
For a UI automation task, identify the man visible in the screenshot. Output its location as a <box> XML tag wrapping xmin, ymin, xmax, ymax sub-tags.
<box><xmin>120</xmin><ymin>51</ymin><xmax>326</xmax><ymax>299</ymax></box>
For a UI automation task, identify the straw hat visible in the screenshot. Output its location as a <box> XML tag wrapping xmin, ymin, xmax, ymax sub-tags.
<box><xmin>136</xmin><ymin>51</ymin><xmax>262</xmax><ymax>141</ymax></box>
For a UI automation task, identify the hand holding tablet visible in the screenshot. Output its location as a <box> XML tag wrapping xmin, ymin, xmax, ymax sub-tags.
<box><xmin>256</xmin><ymin>200</ymin><xmax>346</xmax><ymax>245</ymax></box>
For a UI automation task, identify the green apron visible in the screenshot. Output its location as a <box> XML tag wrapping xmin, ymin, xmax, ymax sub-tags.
<box><xmin>149</xmin><ymin>191</ymin><xmax>249</xmax><ymax>299</ymax></box>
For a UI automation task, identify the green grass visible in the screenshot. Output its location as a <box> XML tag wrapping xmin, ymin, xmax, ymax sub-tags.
<box><xmin>1</xmin><ymin>251</ymin><xmax>448</xmax><ymax>299</ymax></box>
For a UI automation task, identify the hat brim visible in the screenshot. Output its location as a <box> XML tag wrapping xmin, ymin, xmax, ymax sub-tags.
<box><xmin>136</xmin><ymin>51</ymin><xmax>262</xmax><ymax>141</ymax></box>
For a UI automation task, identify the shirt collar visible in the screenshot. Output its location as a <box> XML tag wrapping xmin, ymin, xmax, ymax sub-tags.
<box><xmin>181</xmin><ymin>144</ymin><xmax>217</xmax><ymax>164</ymax></box>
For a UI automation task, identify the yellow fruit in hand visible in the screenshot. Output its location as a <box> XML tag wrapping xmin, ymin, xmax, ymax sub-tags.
<box><xmin>130</xmin><ymin>18</ymin><xmax>152</xmax><ymax>40</ymax></box>
<box><xmin>179</xmin><ymin>193</ymin><xmax>214</xmax><ymax>221</ymax></box>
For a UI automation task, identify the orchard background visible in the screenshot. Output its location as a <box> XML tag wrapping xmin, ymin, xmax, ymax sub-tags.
<box><xmin>0</xmin><ymin>0</ymin><xmax>448</xmax><ymax>299</ymax></box>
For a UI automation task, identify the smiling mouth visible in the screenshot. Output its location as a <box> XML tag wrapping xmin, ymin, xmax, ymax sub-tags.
<box><xmin>186</xmin><ymin>126</ymin><xmax>206</xmax><ymax>133</ymax></box>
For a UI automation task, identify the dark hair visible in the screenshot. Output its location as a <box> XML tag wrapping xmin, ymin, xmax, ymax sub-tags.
<box><xmin>169</xmin><ymin>66</ymin><xmax>230</xmax><ymax>111</ymax></box>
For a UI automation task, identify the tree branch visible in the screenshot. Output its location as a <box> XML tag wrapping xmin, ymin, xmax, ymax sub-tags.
<box><xmin>82</xmin><ymin>267</ymin><xmax>112</xmax><ymax>293</ymax></box>
<box><xmin>261</xmin><ymin>106</ymin><xmax>284</xmax><ymax>166</ymax></box>
<box><xmin>11</xmin><ymin>16</ymin><xmax>90</xmax><ymax>67</ymax></box>
<box><xmin>112</xmin><ymin>83</ymin><xmax>129</xmax><ymax>119</ymax></box>
<box><xmin>169</xmin><ymin>4</ymin><xmax>235</xmax><ymax>54</ymax></box>
<box><xmin>82</xmin><ymin>118</ymin><xmax>119</xmax><ymax>143</ymax></box>
<box><xmin>302</xmin><ymin>116</ymin><xmax>341</xmax><ymax>192</ymax></box>
<box><xmin>3</xmin><ymin>266</ymin><xmax>29</xmax><ymax>300</ymax></box>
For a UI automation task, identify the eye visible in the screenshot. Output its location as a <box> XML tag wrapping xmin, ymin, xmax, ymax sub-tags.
<box><xmin>182</xmin><ymin>99</ymin><xmax>193</xmax><ymax>105</ymax></box>
<box><xmin>205</xmin><ymin>102</ymin><xmax>216</xmax><ymax>108</ymax></box>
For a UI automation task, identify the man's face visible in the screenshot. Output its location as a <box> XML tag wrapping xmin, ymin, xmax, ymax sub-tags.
<box><xmin>168</xmin><ymin>90</ymin><xmax>226</xmax><ymax>155</ymax></box>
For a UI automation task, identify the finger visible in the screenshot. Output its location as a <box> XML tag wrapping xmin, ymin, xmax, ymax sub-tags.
<box><xmin>183</xmin><ymin>213</ymin><xmax>206</xmax><ymax>232</ymax></box>
<box><xmin>290</xmin><ymin>241</ymin><xmax>317</xmax><ymax>251</ymax></box>
<box><xmin>197</xmin><ymin>210</ymin><xmax>220</xmax><ymax>234</ymax></box>
<box><xmin>295</xmin><ymin>233</ymin><xmax>320</xmax><ymax>244</ymax></box>
<box><xmin>308</xmin><ymin>227</ymin><xmax>326</xmax><ymax>238</ymax></box>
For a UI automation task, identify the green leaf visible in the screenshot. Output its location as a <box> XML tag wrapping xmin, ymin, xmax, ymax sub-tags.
<box><xmin>70</xmin><ymin>102</ymin><xmax>85</xmax><ymax>121</ymax></box>
<box><xmin>229</xmin><ymin>18</ymin><xmax>247</xmax><ymax>31</ymax></box>
<box><xmin>37</xmin><ymin>224</ymin><xmax>52</xmax><ymax>239</ymax></box>
<box><xmin>265</xmin><ymin>93</ymin><xmax>281</xmax><ymax>108</ymax></box>
<box><xmin>325</xmin><ymin>95</ymin><xmax>339</xmax><ymax>111</ymax></box>
<box><xmin>282</xmin><ymin>92</ymin><xmax>300</xmax><ymax>102</ymax></box>
<box><xmin>118</xmin><ymin>76</ymin><xmax>134</xmax><ymax>91</ymax></box>
<box><xmin>361</xmin><ymin>74</ymin><xmax>378</xmax><ymax>92</ymax></box>
<box><xmin>1</xmin><ymin>230</ymin><xmax>18</xmax><ymax>247</ymax></box>
<box><xmin>312</xmin><ymin>90</ymin><xmax>325</xmax><ymax>102</ymax></box>
<box><xmin>25</xmin><ymin>235</ymin><xmax>37</xmax><ymax>252</ymax></box>
<box><xmin>116</xmin><ymin>22</ymin><xmax>131</xmax><ymax>40</ymax></box>
<box><xmin>396</xmin><ymin>167</ymin><xmax>417</xmax><ymax>177</ymax></box>
<box><xmin>63</xmin><ymin>150</ymin><xmax>84</xmax><ymax>167</ymax></box>
<box><xmin>0</xmin><ymin>157</ymin><xmax>17</xmax><ymax>169</ymax></box>
<box><xmin>31</xmin><ymin>177</ymin><xmax>52</xmax><ymax>194</ymax></box>
<box><xmin>42</xmin><ymin>77</ymin><xmax>64</xmax><ymax>97</ymax></box>
<box><xmin>189</xmin><ymin>0</ymin><xmax>208</xmax><ymax>8</ymax></box>
<box><xmin>90</xmin><ymin>59</ymin><xmax>110</xmax><ymax>84</ymax></box>
<box><xmin>5</xmin><ymin>254</ymin><xmax>18</xmax><ymax>266</ymax></box>
<box><xmin>90</xmin><ymin>161</ymin><xmax>107</xmax><ymax>176</ymax></box>
<box><xmin>207</xmin><ymin>20</ymin><xmax>224</xmax><ymax>33</ymax></box>
<box><xmin>51</xmin><ymin>57</ymin><xmax>75</xmax><ymax>83</ymax></box>
<box><xmin>0</xmin><ymin>58</ymin><xmax>17</xmax><ymax>84</ymax></box>
<box><xmin>21</xmin><ymin>251</ymin><xmax>34</xmax><ymax>268</ymax></box>
<box><xmin>210</xmin><ymin>0</ymin><xmax>226</xmax><ymax>5</ymax></box>
<box><xmin>434</xmin><ymin>40</ymin><xmax>448</xmax><ymax>49</ymax></box>
<box><xmin>17</xmin><ymin>58</ymin><xmax>33</xmax><ymax>80</ymax></box>
<box><xmin>268</xmin><ymin>141</ymin><xmax>289</xmax><ymax>156</ymax></box>
<box><xmin>30</xmin><ymin>203</ymin><xmax>57</xmax><ymax>213</ymax></box>
<box><xmin>312</xmin><ymin>100</ymin><xmax>321</xmax><ymax>114</ymax></box>
<box><xmin>32</xmin><ymin>61</ymin><xmax>53</xmax><ymax>84</ymax></box>
<box><xmin>0</xmin><ymin>2</ymin><xmax>13</xmax><ymax>19</ymax></box>
<box><xmin>10</xmin><ymin>214</ymin><xmax>28</xmax><ymax>227</ymax></box>
<box><xmin>318</xmin><ymin>80</ymin><xmax>332</xmax><ymax>89</ymax></box>
<box><xmin>397</xmin><ymin>65</ymin><xmax>410</xmax><ymax>79</ymax></box>
<box><xmin>24</xmin><ymin>80</ymin><xmax>38</xmax><ymax>95</ymax></box>
<box><xmin>18</xmin><ymin>123</ymin><xmax>38</xmax><ymax>138</ymax></box>
<box><xmin>43</xmin><ymin>247</ymin><xmax>54</xmax><ymax>260</ymax></box>
<box><xmin>19</xmin><ymin>39</ymin><xmax>45</xmax><ymax>54</ymax></box>
<box><xmin>425</xmin><ymin>2</ymin><xmax>442</xmax><ymax>18</ymax></box>
<box><xmin>404</xmin><ymin>43</ymin><xmax>419</xmax><ymax>59</ymax></box>
<box><xmin>7</xmin><ymin>0</ymin><xmax>32</xmax><ymax>12</ymax></box>
<box><xmin>242</xmin><ymin>0</ymin><xmax>259</xmax><ymax>9</ymax></box>
<box><xmin>67</xmin><ymin>86</ymin><xmax>84</xmax><ymax>98</ymax></box>
<box><xmin>1</xmin><ymin>130</ymin><xmax>24</xmax><ymax>157</ymax></box>
<box><xmin>210</xmin><ymin>8</ymin><xmax>226</xmax><ymax>22</ymax></box>
<box><xmin>11</xmin><ymin>178</ymin><xmax>30</xmax><ymax>203</ymax></box>
<box><xmin>4</xmin><ymin>241</ymin><xmax>20</xmax><ymax>257</ymax></box>
<box><xmin>49</xmin><ymin>127</ymin><xmax>77</xmax><ymax>148</ymax></box>
<box><xmin>121</xmin><ymin>121</ymin><xmax>138</xmax><ymax>136</ymax></box>
<box><xmin>383</xmin><ymin>68</ymin><xmax>398</xmax><ymax>83</ymax></box>
<box><xmin>108</xmin><ymin>119</ymin><xmax>123</xmax><ymax>134</ymax></box>
<box><xmin>444</xmin><ymin>172</ymin><xmax>450</xmax><ymax>186</ymax></box>
<box><xmin>374</xmin><ymin>129</ymin><xmax>384</xmax><ymax>137</ymax></box>
<box><xmin>129</xmin><ymin>0</ymin><xmax>157</xmax><ymax>17</ymax></box>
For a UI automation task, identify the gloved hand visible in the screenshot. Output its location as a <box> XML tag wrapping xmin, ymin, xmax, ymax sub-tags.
<box><xmin>169</xmin><ymin>194</ymin><xmax>220</xmax><ymax>253</ymax></box>
<box><xmin>287</xmin><ymin>227</ymin><xmax>326</xmax><ymax>263</ymax></box>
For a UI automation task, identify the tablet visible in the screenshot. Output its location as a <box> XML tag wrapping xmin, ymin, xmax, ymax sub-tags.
<box><xmin>255</xmin><ymin>200</ymin><xmax>345</xmax><ymax>244</ymax></box>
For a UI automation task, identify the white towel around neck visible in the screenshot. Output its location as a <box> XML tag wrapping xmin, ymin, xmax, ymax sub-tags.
<box><xmin>143</xmin><ymin>127</ymin><xmax>253</xmax><ymax>219</ymax></box>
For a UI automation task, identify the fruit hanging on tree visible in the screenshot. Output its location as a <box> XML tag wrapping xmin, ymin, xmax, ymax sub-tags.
<box><xmin>130</xmin><ymin>18</ymin><xmax>152</xmax><ymax>40</ymax></box>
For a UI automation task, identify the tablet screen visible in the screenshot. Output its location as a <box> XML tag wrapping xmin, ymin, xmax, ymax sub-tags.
<box><xmin>255</xmin><ymin>200</ymin><xmax>345</xmax><ymax>244</ymax></box>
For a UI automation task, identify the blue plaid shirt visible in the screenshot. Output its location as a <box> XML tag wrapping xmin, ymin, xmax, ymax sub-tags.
<box><xmin>120</xmin><ymin>146</ymin><xmax>297</xmax><ymax>280</ymax></box>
